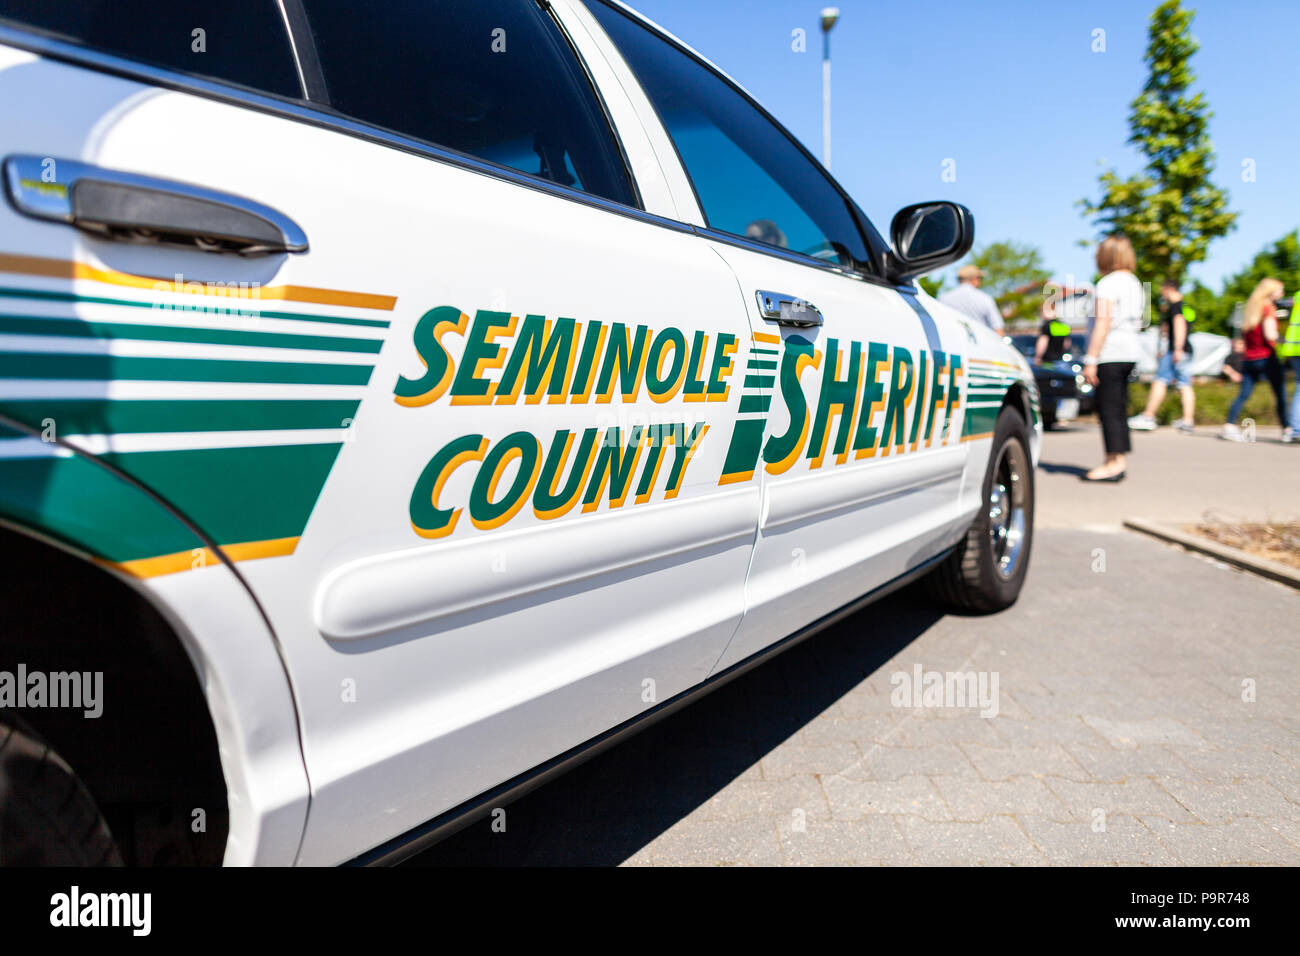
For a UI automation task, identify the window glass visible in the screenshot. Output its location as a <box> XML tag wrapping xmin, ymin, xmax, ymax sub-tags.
<box><xmin>0</xmin><ymin>0</ymin><xmax>301</xmax><ymax>97</ymax></box>
<box><xmin>300</xmin><ymin>0</ymin><xmax>635</xmax><ymax>205</ymax></box>
<box><xmin>586</xmin><ymin>0</ymin><xmax>869</xmax><ymax>267</ymax></box>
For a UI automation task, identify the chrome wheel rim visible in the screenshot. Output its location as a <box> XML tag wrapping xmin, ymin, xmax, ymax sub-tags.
<box><xmin>988</xmin><ymin>437</ymin><xmax>1028</xmax><ymax>579</ymax></box>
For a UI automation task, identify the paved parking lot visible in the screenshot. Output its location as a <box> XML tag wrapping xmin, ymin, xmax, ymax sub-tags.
<box><xmin>409</xmin><ymin>427</ymin><xmax>1299</xmax><ymax>866</ymax></box>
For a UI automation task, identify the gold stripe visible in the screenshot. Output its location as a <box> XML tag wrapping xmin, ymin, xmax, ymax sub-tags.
<box><xmin>752</xmin><ymin>332</ymin><xmax>781</xmax><ymax>344</ymax></box>
<box><xmin>967</xmin><ymin>359</ymin><xmax>1020</xmax><ymax>370</ymax></box>
<box><xmin>960</xmin><ymin>431</ymin><xmax>994</xmax><ymax>443</ymax></box>
<box><xmin>717</xmin><ymin>470</ymin><xmax>755</xmax><ymax>485</ymax></box>
<box><xmin>0</xmin><ymin>252</ymin><xmax>396</xmax><ymax>312</ymax></box>
<box><xmin>108</xmin><ymin>536</ymin><xmax>300</xmax><ymax>578</ymax></box>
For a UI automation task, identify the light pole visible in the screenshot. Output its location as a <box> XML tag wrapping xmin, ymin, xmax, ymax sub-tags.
<box><xmin>820</xmin><ymin>7</ymin><xmax>840</xmax><ymax>170</ymax></box>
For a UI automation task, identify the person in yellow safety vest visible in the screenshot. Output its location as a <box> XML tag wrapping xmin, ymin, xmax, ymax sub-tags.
<box><xmin>1279</xmin><ymin>297</ymin><xmax>1300</xmax><ymax>443</ymax></box>
<box><xmin>1034</xmin><ymin>297</ymin><xmax>1072</xmax><ymax>364</ymax></box>
<box><xmin>1128</xmin><ymin>278</ymin><xmax>1196</xmax><ymax>434</ymax></box>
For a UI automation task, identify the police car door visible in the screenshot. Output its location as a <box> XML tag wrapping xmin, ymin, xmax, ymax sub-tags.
<box><xmin>0</xmin><ymin>0</ymin><xmax>759</xmax><ymax>863</ymax></box>
<box><xmin>581</xmin><ymin>1</ymin><xmax>974</xmax><ymax>671</ymax></box>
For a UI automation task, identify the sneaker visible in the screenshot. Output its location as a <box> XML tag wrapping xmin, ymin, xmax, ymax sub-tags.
<box><xmin>1128</xmin><ymin>413</ymin><xmax>1158</xmax><ymax>431</ymax></box>
<box><xmin>1283</xmin><ymin>427</ymin><xmax>1295</xmax><ymax>444</ymax></box>
<box><xmin>1174</xmin><ymin>420</ymin><xmax>1195</xmax><ymax>434</ymax></box>
<box><xmin>1220</xmin><ymin>423</ymin><xmax>1243</xmax><ymax>442</ymax></box>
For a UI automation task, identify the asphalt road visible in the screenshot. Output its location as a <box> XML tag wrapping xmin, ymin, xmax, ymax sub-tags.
<box><xmin>406</xmin><ymin>427</ymin><xmax>1299</xmax><ymax>866</ymax></box>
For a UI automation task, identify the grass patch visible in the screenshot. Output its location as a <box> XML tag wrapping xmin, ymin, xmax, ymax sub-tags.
<box><xmin>1127</xmin><ymin>378</ymin><xmax>1293</xmax><ymax>426</ymax></box>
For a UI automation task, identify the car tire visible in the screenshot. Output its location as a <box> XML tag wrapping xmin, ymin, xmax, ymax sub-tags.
<box><xmin>925</xmin><ymin>405</ymin><xmax>1034</xmax><ymax>613</ymax></box>
<box><xmin>0</xmin><ymin>713</ymin><xmax>122</xmax><ymax>866</ymax></box>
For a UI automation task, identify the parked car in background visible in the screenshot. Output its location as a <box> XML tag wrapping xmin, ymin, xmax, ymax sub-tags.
<box><xmin>1010</xmin><ymin>333</ymin><xmax>1093</xmax><ymax>428</ymax></box>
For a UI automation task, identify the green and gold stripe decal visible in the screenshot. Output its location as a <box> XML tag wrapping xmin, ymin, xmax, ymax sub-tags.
<box><xmin>0</xmin><ymin>253</ymin><xmax>396</xmax><ymax>575</ymax></box>
<box><xmin>0</xmin><ymin>252</ymin><xmax>397</xmax><ymax>312</ymax></box>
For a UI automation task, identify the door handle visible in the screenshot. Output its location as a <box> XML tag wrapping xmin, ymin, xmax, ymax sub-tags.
<box><xmin>755</xmin><ymin>289</ymin><xmax>823</xmax><ymax>328</ymax></box>
<box><xmin>3</xmin><ymin>154</ymin><xmax>308</xmax><ymax>256</ymax></box>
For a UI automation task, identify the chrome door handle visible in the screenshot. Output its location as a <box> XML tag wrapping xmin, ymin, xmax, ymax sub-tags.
<box><xmin>755</xmin><ymin>289</ymin><xmax>823</xmax><ymax>327</ymax></box>
<box><xmin>3</xmin><ymin>154</ymin><xmax>308</xmax><ymax>256</ymax></box>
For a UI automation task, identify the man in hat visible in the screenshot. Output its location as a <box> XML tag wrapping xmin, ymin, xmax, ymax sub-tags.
<box><xmin>938</xmin><ymin>264</ymin><xmax>1005</xmax><ymax>333</ymax></box>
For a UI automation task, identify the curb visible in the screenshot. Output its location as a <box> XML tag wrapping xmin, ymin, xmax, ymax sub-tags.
<box><xmin>1123</xmin><ymin>518</ymin><xmax>1300</xmax><ymax>592</ymax></box>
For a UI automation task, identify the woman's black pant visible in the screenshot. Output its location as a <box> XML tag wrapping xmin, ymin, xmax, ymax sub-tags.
<box><xmin>1096</xmin><ymin>361</ymin><xmax>1136</xmax><ymax>455</ymax></box>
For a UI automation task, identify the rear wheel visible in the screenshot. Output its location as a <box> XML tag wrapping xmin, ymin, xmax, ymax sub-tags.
<box><xmin>926</xmin><ymin>406</ymin><xmax>1034</xmax><ymax>612</ymax></box>
<box><xmin>0</xmin><ymin>714</ymin><xmax>122</xmax><ymax>866</ymax></box>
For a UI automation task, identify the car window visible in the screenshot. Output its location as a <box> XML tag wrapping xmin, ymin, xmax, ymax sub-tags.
<box><xmin>299</xmin><ymin>0</ymin><xmax>635</xmax><ymax>206</ymax></box>
<box><xmin>585</xmin><ymin>0</ymin><xmax>870</xmax><ymax>268</ymax></box>
<box><xmin>0</xmin><ymin>0</ymin><xmax>301</xmax><ymax>98</ymax></box>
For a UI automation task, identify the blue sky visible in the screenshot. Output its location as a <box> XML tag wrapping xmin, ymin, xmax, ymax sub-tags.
<box><xmin>624</xmin><ymin>0</ymin><xmax>1300</xmax><ymax>291</ymax></box>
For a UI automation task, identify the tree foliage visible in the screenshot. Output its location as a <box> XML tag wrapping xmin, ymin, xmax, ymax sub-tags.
<box><xmin>1079</xmin><ymin>0</ymin><xmax>1237</xmax><ymax>284</ymax></box>
<box><xmin>1185</xmin><ymin>231</ymin><xmax>1300</xmax><ymax>336</ymax></box>
<box><xmin>968</xmin><ymin>241</ymin><xmax>1051</xmax><ymax>324</ymax></box>
<box><xmin>917</xmin><ymin>275</ymin><xmax>945</xmax><ymax>297</ymax></box>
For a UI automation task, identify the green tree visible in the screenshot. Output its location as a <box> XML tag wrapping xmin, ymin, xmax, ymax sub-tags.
<box><xmin>917</xmin><ymin>275</ymin><xmax>945</xmax><ymax>297</ymax></box>
<box><xmin>967</xmin><ymin>241</ymin><xmax>1051</xmax><ymax>325</ymax></box>
<box><xmin>1079</xmin><ymin>0</ymin><xmax>1237</xmax><ymax>284</ymax></box>
<box><xmin>1221</xmin><ymin>230</ymin><xmax>1300</xmax><ymax>309</ymax></box>
<box><xmin>1182</xmin><ymin>279</ymin><xmax>1224</xmax><ymax>335</ymax></box>
<box><xmin>1178</xmin><ymin>232</ymin><xmax>1300</xmax><ymax>336</ymax></box>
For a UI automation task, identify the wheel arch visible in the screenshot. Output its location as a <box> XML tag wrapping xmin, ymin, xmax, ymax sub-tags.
<box><xmin>0</xmin><ymin>421</ymin><xmax>310</xmax><ymax>864</ymax></box>
<box><xmin>0</xmin><ymin>520</ymin><xmax>230</xmax><ymax>863</ymax></box>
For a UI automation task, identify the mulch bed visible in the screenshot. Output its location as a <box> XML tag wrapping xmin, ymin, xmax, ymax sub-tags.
<box><xmin>1186</xmin><ymin>514</ymin><xmax>1300</xmax><ymax>571</ymax></box>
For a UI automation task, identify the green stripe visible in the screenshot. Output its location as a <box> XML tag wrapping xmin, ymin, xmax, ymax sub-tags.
<box><xmin>0</xmin><ymin>286</ymin><xmax>390</xmax><ymax>329</ymax></box>
<box><xmin>738</xmin><ymin>395</ymin><xmax>771</xmax><ymax>414</ymax></box>
<box><xmin>0</xmin><ymin>442</ymin><xmax>341</xmax><ymax>561</ymax></box>
<box><xmin>746</xmin><ymin>359</ymin><xmax>777</xmax><ymax>370</ymax></box>
<box><xmin>0</xmin><ymin>398</ymin><xmax>360</xmax><ymax>434</ymax></box>
<box><xmin>0</xmin><ymin>454</ymin><xmax>205</xmax><ymax>562</ymax></box>
<box><xmin>721</xmin><ymin>418</ymin><xmax>765</xmax><ymax>478</ymax></box>
<box><xmin>963</xmin><ymin>405</ymin><xmax>1001</xmax><ymax>436</ymax></box>
<box><xmin>0</xmin><ymin>353</ymin><xmax>373</xmax><ymax>385</ymax></box>
<box><xmin>743</xmin><ymin>374</ymin><xmax>774</xmax><ymax>389</ymax></box>
<box><xmin>99</xmin><ymin>443</ymin><xmax>342</xmax><ymax>547</ymax></box>
<box><xmin>0</xmin><ymin>314</ymin><xmax>384</xmax><ymax>353</ymax></box>
<box><xmin>749</xmin><ymin>347</ymin><xmax>779</xmax><ymax>356</ymax></box>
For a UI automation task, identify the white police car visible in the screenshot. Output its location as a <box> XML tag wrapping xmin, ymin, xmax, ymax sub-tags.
<box><xmin>0</xmin><ymin>0</ymin><xmax>1038</xmax><ymax>865</ymax></box>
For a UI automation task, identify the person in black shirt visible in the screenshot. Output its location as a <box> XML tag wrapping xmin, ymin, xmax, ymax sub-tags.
<box><xmin>1034</xmin><ymin>299</ymin><xmax>1072</xmax><ymax>364</ymax></box>
<box><xmin>1128</xmin><ymin>279</ymin><xmax>1196</xmax><ymax>433</ymax></box>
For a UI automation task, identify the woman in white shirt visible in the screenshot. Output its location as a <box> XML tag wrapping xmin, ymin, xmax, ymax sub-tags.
<box><xmin>1082</xmin><ymin>236</ymin><xmax>1145</xmax><ymax>481</ymax></box>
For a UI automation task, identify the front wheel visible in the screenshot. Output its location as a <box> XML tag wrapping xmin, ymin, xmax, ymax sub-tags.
<box><xmin>925</xmin><ymin>406</ymin><xmax>1035</xmax><ymax>612</ymax></box>
<box><xmin>0</xmin><ymin>714</ymin><xmax>122</xmax><ymax>866</ymax></box>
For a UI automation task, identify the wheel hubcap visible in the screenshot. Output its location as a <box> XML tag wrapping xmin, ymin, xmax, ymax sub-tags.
<box><xmin>988</xmin><ymin>438</ymin><xmax>1028</xmax><ymax>578</ymax></box>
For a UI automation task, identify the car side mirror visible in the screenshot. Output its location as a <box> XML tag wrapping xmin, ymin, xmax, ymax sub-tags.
<box><xmin>884</xmin><ymin>201</ymin><xmax>975</xmax><ymax>284</ymax></box>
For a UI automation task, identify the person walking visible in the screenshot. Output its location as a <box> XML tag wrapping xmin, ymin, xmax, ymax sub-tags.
<box><xmin>1128</xmin><ymin>278</ymin><xmax>1195</xmax><ymax>433</ymax></box>
<box><xmin>1222</xmin><ymin>278</ymin><xmax>1288</xmax><ymax>441</ymax></box>
<box><xmin>1081</xmin><ymin>236</ymin><xmax>1144</xmax><ymax>482</ymax></box>
<box><xmin>939</xmin><ymin>264</ymin><xmax>1005</xmax><ymax>333</ymax></box>
<box><xmin>1278</xmin><ymin>297</ymin><xmax>1300</xmax><ymax>443</ymax></box>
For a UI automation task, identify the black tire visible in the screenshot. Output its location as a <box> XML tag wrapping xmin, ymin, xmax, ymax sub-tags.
<box><xmin>0</xmin><ymin>715</ymin><xmax>122</xmax><ymax>866</ymax></box>
<box><xmin>926</xmin><ymin>405</ymin><xmax>1035</xmax><ymax>612</ymax></box>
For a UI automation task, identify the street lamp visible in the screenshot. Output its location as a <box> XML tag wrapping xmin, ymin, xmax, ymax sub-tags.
<box><xmin>820</xmin><ymin>7</ymin><xmax>840</xmax><ymax>170</ymax></box>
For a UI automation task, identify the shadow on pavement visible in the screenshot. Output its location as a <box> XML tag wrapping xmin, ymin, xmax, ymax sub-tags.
<box><xmin>403</xmin><ymin>589</ymin><xmax>945</xmax><ymax>866</ymax></box>
<box><xmin>1038</xmin><ymin>461</ymin><xmax>1089</xmax><ymax>477</ymax></box>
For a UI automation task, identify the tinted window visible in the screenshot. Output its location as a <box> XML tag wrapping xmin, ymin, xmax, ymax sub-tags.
<box><xmin>586</xmin><ymin>1</ymin><xmax>869</xmax><ymax>267</ymax></box>
<box><xmin>301</xmin><ymin>0</ymin><xmax>635</xmax><ymax>205</ymax></box>
<box><xmin>0</xmin><ymin>0</ymin><xmax>301</xmax><ymax>97</ymax></box>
